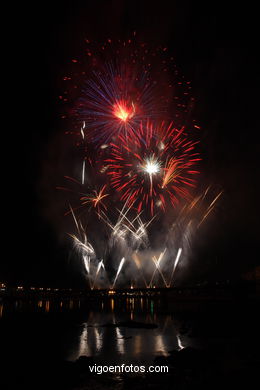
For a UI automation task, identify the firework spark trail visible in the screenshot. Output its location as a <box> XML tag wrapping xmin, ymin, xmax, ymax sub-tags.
<box><xmin>168</xmin><ymin>247</ymin><xmax>182</xmax><ymax>287</ymax></box>
<box><xmin>149</xmin><ymin>249</ymin><xmax>167</xmax><ymax>288</ymax></box>
<box><xmin>69</xmin><ymin>207</ymin><xmax>101</xmax><ymax>288</ymax></box>
<box><xmin>98</xmin><ymin>200</ymin><xmax>151</xmax><ymax>250</ymax></box>
<box><xmin>69</xmin><ymin>204</ymin><xmax>80</xmax><ymax>234</ymax></box>
<box><xmin>161</xmin><ymin>158</ymin><xmax>179</xmax><ymax>189</ymax></box>
<box><xmin>82</xmin><ymin>255</ymin><xmax>93</xmax><ymax>288</ymax></box>
<box><xmin>82</xmin><ymin>160</ymin><xmax>85</xmax><ymax>185</ymax></box>
<box><xmin>97</xmin><ymin>198</ymin><xmax>132</xmax><ymax>234</ymax></box>
<box><xmin>80</xmin><ymin>121</ymin><xmax>85</xmax><ymax>140</ymax></box>
<box><xmin>83</xmin><ymin>255</ymin><xmax>90</xmax><ymax>273</ymax></box>
<box><xmin>117</xmin><ymin>211</ymin><xmax>153</xmax><ymax>248</ymax></box>
<box><xmin>69</xmin><ymin>234</ymin><xmax>95</xmax><ymax>255</ymax></box>
<box><xmin>116</xmin><ymin>206</ymin><xmax>147</xmax><ymax>229</ymax></box>
<box><xmin>112</xmin><ymin>257</ymin><xmax>125</xmax><ymax>289</ymax></box>
<box><xmin>92</xmin><ymin>259</ymin><xmax>105</xmax><ymax>290</ymax></box>
<box><xmin>197</xmin><ymin>191</ymin><xmax>223</xmax><ymax>228</ymax></box>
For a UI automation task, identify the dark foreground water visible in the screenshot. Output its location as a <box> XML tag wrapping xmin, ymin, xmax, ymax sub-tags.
<box><xmin>0</xmin><ymin>291</ymin><xmax>259</xmax><ymax>389</ymax></box>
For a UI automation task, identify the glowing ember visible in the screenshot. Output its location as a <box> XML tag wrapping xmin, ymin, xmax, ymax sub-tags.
<box><xmin>143</xmin><ymin>156</ymin><xmax>161</xmax><ymax>175</ymax></box>
<box><xmin>113</xmin><ymin>101</ymin><xmax>134</xmax><ymax>122</ymax></box>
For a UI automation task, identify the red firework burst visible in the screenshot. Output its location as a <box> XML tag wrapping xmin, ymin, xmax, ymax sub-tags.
<box><xmin>60</xmin><ymin>36</ymin><xmax>199</xmax><ymax>146</ymax></box>
<box><xmin>105</xmin><ymin>121</ymin><xmax>201</xmax><ymax>215</ymax></box>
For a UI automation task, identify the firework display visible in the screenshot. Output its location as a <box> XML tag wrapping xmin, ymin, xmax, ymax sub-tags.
<box><xmin>58</xmin><ymin>37</ymin><xmax>221</xmax><ymax>289</ymax></box>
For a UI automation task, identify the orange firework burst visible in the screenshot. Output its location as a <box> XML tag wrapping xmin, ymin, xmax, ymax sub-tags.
<box><xmin>80</xmin><ymin>185</ymin><xmax>109</xmax><ymax>212</ymax></box>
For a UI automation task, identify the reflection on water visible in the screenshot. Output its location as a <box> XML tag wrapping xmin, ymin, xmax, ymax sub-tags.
<box><xmin>64</xmin><ymin>297</ymin><xmax>193</xmax><ymax>364</ymax></box>
<box><xmin>45</xmin><ymin>300</ymin><xmax>50</xmax><ymax>312</ymax></box>
<box><xmin>0</xmin><ymin>296</ymin><xmax>193</xmax><ymax>365</ymax></box>
<box><xmin>0</xmin><ymin>297</ymin><xmax>80</xmax><ymax>316</ymax></box>
<box><xmin>68</xmin><ymin>314</ymin><xmax>189</xmax><ymax>365</ymax></box>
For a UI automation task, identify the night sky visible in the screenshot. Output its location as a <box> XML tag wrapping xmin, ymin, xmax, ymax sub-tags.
<box><xmin>5</xmin><ymin>1</ymin><xmax>259</xmax><ymax>287</ymax></box>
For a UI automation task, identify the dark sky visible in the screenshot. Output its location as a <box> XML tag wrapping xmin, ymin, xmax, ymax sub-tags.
<box><xmin>4</xmin><ymin>1</ymin><xmax>259</xmax><ymax>287</ymax></box>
